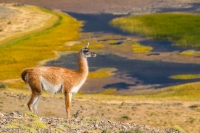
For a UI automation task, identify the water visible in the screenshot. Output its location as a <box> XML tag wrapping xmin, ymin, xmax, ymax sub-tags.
<box><xmin>46</xmin><ymin>53</ymin><xmax>200</xmax><ymax>90</ymax></box>
<box><xmin>67</xmin><ymin>12</ymin><xmax>131</xmax><ymax>35</ymax></box>
<box><xmin>67</xmin><ymin>12</ymin><xmax>186</xmax><ymax>52</ymax></box>
<box><xmin>47</xmin><ymin>11</ymin><xmax>200</xmax><ymax>91</ymax></box>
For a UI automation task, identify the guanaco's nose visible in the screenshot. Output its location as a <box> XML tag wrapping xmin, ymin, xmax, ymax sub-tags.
<box><xmin>92</xmin><ymin>52</ymin><xmax>97</xmax><ymax>57</ymax></box>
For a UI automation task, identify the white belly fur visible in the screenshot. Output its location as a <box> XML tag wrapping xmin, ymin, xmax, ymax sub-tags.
<box><xmin>70</xmin><ymin>78</ymin><xmax>86</xmax><ymax>93</ymax></box>
<box><xmin>40</xmin><ymin>76</ymin><xmax>63</xmax><ymax>94</ymax></box>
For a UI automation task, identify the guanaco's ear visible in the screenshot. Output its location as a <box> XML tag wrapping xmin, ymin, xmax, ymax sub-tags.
<box><xmin>86</xmin><ymin>42</ymin><xmax>89</xmax><ymax>48</ymax></box>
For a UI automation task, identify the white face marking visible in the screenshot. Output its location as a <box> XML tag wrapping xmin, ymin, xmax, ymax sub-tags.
<box><xmin>40</xmin><ymin>76</ymin><xmax>63</xmax><ymax>94</ymax></box>
<box><xmin>70</xmin><ymin>77</ymin><xmax>86</xmax><ymax>93</ymax></box>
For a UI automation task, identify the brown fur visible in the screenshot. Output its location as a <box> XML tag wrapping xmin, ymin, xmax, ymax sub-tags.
<box><xmin>21</xmin><ymin>68</ymin><xmax>32</xmax><ymax>82</ymax></box>
<box><xmin>21</xmin><ymin>47</ymin><xmax>96</xmax><ymax>118</ymax></box>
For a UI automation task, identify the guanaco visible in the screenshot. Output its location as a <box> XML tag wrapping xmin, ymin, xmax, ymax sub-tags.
<box><xmin>21</xmin><ymin>44</ymin><xmax>96</xmax><ymax>118</ymax></box>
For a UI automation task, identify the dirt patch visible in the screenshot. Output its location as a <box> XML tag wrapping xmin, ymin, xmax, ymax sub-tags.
<box><xmin>0</xmin><ymin>3</ymin><xmax>53</xmax><ymax>44</ymax></box>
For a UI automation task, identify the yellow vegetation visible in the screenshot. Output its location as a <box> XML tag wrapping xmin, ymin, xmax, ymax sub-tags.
<box><xmin>0</xmin><ymin>7</ymin><xmax>82</xmax><ymax>81</ymax></box>
<box><xmin>149</xmin><ymin>82</ymin><xmax>200</xmax><ymax>99</ymax></box>
<box><xmin>99</xmin><ymin>88</ymin><xmax>117</xmax><ymax>95</ymax></box>
<box><xmin>179</xmin><ymin>50</ymin><xmax>200</xmax><ymax>56</ymax></box>
<box><xmin>108</xmin><ymin>40</ymin><xmax>120</xmax><ymax>45</ymax></box>
<box><xmin>66</xmin><ymin>43</ymin><xmax>104</xmax><ymax>51</ymax></box>
<box><xmin>170</xmin><ymin>74</ymin><xmax>200</xmax><ymax>79</ymax></box>
<box><xmin>88</xmin><ymin>68</ymin><xmax>116</xmax><ymax>79</ymax></box>
<box><xmin>132</xmin><ymin>42</ymin><xmax>152</xmax><ymax>53</ymax></box>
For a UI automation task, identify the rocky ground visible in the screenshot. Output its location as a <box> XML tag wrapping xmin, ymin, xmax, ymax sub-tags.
<box><xmin>1</xmin><ymin>91</ymin><xmax>200</xmax><ymax>132</ymax></box>
<box><xmin>0</xmin><ymin>111</ymin><xmax>183</xmax><ymax>133</ymax></box>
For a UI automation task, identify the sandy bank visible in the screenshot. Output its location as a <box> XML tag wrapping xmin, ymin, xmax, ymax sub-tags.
<box><xmin>0</xmin><ymin>3</ymin><xmax>54</xmax><ymax>44</ymax></box>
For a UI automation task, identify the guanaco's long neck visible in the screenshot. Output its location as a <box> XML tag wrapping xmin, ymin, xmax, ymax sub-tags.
<box><xmin>77</xmin><ymin>52</ymin><xmax>89</xmax><ymax>76</ymax></box>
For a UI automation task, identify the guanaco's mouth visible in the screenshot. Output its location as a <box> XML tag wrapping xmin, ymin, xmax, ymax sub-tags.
<box><xmin>91</xmin><ymin>52</ymin><xmax>97</xmax><ymax>57</ymax></box>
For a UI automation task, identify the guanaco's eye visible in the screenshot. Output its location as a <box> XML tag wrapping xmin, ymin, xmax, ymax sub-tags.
<box><xmin>83</xmin><ymin>48</ymin><xmax>90</xmax><ymax>52</ymax></box>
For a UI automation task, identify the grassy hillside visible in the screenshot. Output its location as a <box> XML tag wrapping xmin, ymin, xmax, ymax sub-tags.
<box><xmin>0</xmin><ymin>6</ymin><xmax>82</xmax><ymax>83</ymax></box>
<box><xmin>145</xmin><ymin>82</ymin><xmax>200</xmax><ymax>100</ymax></box>
<box><xmin>75</xmin><ymin>82</ymin><xmax>200</xmax><ymax>100</ymax></box>
<box><xmin>111</xmin><ymin>13</ymin><xmax>200</xmax><ymax>48</ymax></box>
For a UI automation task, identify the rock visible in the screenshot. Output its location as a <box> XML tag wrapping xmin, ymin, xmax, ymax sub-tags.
<box><xmin>94</xmin><ymin>123</ymin><xmax>98</xmax><ymax>128</ymax></box>
<box><xmin>122</xmin><ymin>125</ymin><xmax>127</xmax><ymax>130</ymax></box>
<box><xmin>0</xmin><ymin>112</ymin><xmax>4</xmax><ymax>117</ymax></box>
<box><xmin>21</xmin><ymin>104</ymin><xmax>27</xmax><ymax>107</ymax></box>
<box><xmin>11</xmin><ymin>111</ymin><xmax>21</xmax><ymax>117</ymax></box>
<box><xmin>0</xmin><ymin>112</ymin><xmax>184</xmax><ymax>133</ymax></box>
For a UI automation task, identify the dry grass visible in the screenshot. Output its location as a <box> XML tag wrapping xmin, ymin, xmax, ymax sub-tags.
<box><xmin>0</xmin><ymin>89</ymin><xmax>200</xmax><ymax>133</ymax></box>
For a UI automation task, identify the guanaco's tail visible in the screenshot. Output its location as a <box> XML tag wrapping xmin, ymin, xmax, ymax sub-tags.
<box><xmin>21</xmin><ymin>69</ymin><xmax>32</xmax><ymax>82</ymax></box>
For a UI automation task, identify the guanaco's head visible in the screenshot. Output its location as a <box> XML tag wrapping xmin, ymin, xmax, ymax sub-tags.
<box><xmin>81</xmin><ymin>43</ymin><xmax>96</xmax><ymax>58</ymax></box>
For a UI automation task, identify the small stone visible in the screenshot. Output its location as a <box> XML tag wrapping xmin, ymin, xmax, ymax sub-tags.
<box><xmin>0</xmin><ymin>112</ymin><xmax>4</xmax><ymax>117</ymax></box>
<box><xmin>94</xmin><ymin>123</ymin><xmax>98</xmax><ymax>128</ymax></box>
<box><xmin>122</xmin><ymin>125</ymin><xmax>127</xmax><ymax>130</ymax></box>
<box><xmin>13</xmin><ymin>111</ymin><xmax>21</xmax><ymax>116</ymax></box>
<box><xmin>22</xmin><ymin>104</ymin><xmax>27</xmax><ymax>107</ymax></box>
<box><xmin>0</xmin><ymin>118</ymin><xmax>6</xmax><ymax>124</ymax></box>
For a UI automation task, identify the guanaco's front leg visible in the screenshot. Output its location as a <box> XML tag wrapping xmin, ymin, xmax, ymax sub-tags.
<box><xmin>64</xmin><ymin>92</ymin><xmax>71</xmax><ymax>119</ymax></box>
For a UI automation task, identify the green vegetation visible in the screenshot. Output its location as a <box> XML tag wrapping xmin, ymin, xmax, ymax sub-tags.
<box><xmin>1</xmin><ymin>5</ymin><xmax>200</xmax><ymax>105</ymax></box>
<box><xmin>5</xmin><ymin>112</ymin><xmax>48</xmax><ymax>132</ymax></box>
<box><xmin>74</xmin><ymin>81</ymin><xmax>200</xmax><ymax>100</ymax></box>
<box><xmin>3</xmin><ymin>111</ymin><xmax>69</xmax><ymax>132</ymax></box>
<box><xmin>170</xmin><ymin>74</ymin><xmax>200</xmax><ymax>79</ymax></box>
<box><xmin>88</xmin><ymin>68</ymin><xmax>116</xmax><ymax>79</ymax></box>
<box><xmin>111</xmin><ymin>13</ymin><xmax>200</xmax><ymax>48</ymax></box>
<box><xmin>132</xmin><ymin>42</ymin><xmax>152</xmax><ymax>53</ymax></box>
<box><xmin>0</xmin><ymin>7</ymin><xmax>82</xmax><ymax>81</ymax></box>
<box><xmin>99</xmin><ymin>88</ymin><xmax>117</xmax><ymax>95</ymax></box>
<box><xmin>121</xmin><ymin>115</ymin><xmax>131</xmax><ymax>120</ymax></box>
<box><xmin>172</xmin><ymin>125</ymin><xmax>186</xmax><ymax>132</ymax></box>
<box><xmin>108</xmin><ymin>40</ymin><xmax>121</xmax><ymax>45</ymax></box>
<box><xmin>4</xmin><ymin>80</ymin><xmax>200</xmax><ymax>100</ymax></box>
<box><xmin>148</xmin><ymin>82</ymin><xmax>200</xmax><ymax>99</ymax></box>
<box><xmin>179</xmin><ymin>50</ymin><xmax>200</xmax><ymax>56</ymax></box>
<box><xmin>66</xmin><ymin>43</ymin><xmax>104</xmax><ymax>51</ymax></box>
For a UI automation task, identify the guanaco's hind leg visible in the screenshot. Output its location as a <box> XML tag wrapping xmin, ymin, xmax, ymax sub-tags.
<box><xmin>64</xmin><ymin>92</ymin><xmax>72</xmax><ymax>119</ymax></box>
<box><xmin>26</xmin><ymin>77</ymin><xmax>41</xmax><ymax>115</ymax></box>
<box><xmin>33</xmin><ymin>96</ymin><xmax>40</xmax><ymax>115</ymax></box>
<box><xmin>27</xmin><ymin>94</ymin><xmax>40</xmax><ymax>115</ymax></box>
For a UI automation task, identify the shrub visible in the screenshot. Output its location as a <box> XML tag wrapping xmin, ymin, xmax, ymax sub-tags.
<box><xmin>0</xmin><ymin>84</ymin><xmax>7</xmax><ymax>89</ymax></box>
<box><xmin>121</xmin><ymin>115</ymin><xmax>131</xmax><ymax>120</ymax></box>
